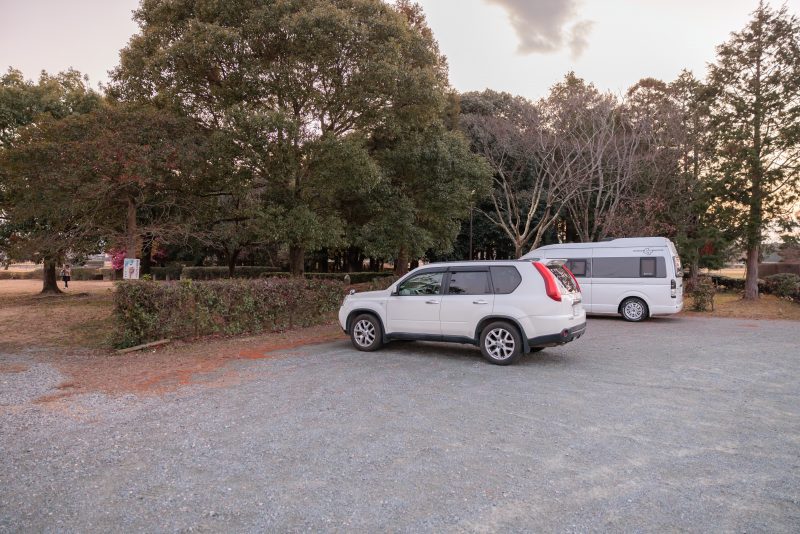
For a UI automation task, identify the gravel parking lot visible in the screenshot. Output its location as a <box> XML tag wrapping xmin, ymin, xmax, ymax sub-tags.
<box><xmin>1</xmin><ymin>316</ymin><xmax>799</xmax><ymax>532</ymax></box>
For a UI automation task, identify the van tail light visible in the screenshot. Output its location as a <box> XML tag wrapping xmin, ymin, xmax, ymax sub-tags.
<box><xmin>533</xmin><ymin>262</ymin><xmax>562</xmax><ymax>302</ymax></box>
<box><xmin>671</xmin><ymin>279</ymin><xmax>677</xmax><ymax>298</ymax></box>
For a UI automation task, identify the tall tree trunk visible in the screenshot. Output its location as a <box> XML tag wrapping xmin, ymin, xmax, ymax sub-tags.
<box><xmin>689</xmin><ymin>257</ymin><xmax>700</xmax><ymax>291</ymax></box>
<box><xmin>126</xmin><ymin>195</ymin><xmax>138</xmax><ymax>259</ymax></box>
<box><xmin>227</xmin><ymin>248</ymin><xmax>241</xmax><ymax>278</ymax></box>
<box><xmin>345</xmin><ymin>246</ymin><xmax>362</xmax><ymax>273</ymax></box>
<box><xmin>514</xmin><ymin>241</ymin><xmax>523</xmax><ymax>260</ymax></box>
<box><xmin>140</xmin><ymin>234</ymin><xmax>153</xmax><ymax>276</ymax></box>
<box><xmin>394</xmin><ymin>246</ymin><xmax>409</xmax><ymax>276</ymax></box>
<box><xmin>744</xmin><ymin>244</ymin><xmax>760</xmax><ymax>300</ymax></box>
<box><xmin>289</xmin><ymin>244</ymin><xmax>305</xmax><ymax>276</ymax></box>
<box><xmin>744</xmin><ymin>23</ymin><xmax>764</xmax><ymax>302</ymax></box>
<box><xmin>319</xmin><ymin>248</ymin><xmax>329</xmax><ymax>273</ymax></box>
<box><xmin>41</xmin><ymin>258</ymin><xmax>62</xmax><ymax>294</ymax></box>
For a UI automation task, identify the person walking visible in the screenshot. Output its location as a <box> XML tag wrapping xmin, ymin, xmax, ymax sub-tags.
<box><xmin>60</xmin><ymin>264</ymin><xmax>71</xmax><ymax>289</ymax></box>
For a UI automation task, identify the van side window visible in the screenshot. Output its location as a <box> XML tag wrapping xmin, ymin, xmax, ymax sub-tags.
<box><xmin>640</xmin><ymin>258</ymin><xmax>657</xmax><ymax>278</ymax></box>
<box><xmin>490</xmin><ymin>266</ymin><xmax>522</xmax><ymax>294</ymax></box>
<box><xmin>592</xmin><ymin>257</ymin><xmax>667</xmax><ymax>278</ymax></box>
<box><xmin>566</xmin><ymin>259</ymin><xmax>588</xmax><ymax>277</ymax></box>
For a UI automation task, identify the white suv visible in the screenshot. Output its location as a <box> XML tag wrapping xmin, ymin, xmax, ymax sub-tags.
<box><xmin>338</xmin><ymin>261</ymin><xmax>586</xmax><ymax>365</ymax></box>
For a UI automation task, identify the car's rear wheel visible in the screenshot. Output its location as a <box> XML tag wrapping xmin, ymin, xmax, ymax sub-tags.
<box><xmin>620</xmin><ymin>297</ymin><xmax>648</xmax><ymax>322</ymax></box>
<box><xmin>350</xmin><ymin>314</ymin><xmax>383</xmax><ymax>351</ymax></box>
<box><xmin>480</xmin><ymin>321</ymin><xmax>522</xmax><ymax>365</ymax></box>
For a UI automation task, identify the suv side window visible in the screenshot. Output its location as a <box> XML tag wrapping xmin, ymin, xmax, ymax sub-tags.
<box><xmin>490</xmin><ymin>266</ymin><xmax>522</xmax><ymax>295</ymax></box>
<box><xmin>448</xmin><ymin>271</ymin><xmax>491</xmax><ymax>295</ymax></box>
<box><xmin>396</xmin><ymin>271</ymin><xmax>444</xmax><ymax>296</ymax></box>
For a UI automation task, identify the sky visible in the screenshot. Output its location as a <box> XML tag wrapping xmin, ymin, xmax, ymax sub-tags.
<box><xmin>1</xmin><ymin>0</ymin><xmax>799</xmax><ymax>99</ymax></box>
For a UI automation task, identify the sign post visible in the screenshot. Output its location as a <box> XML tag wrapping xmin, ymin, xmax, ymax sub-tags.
<box><xmin>123</xmin><ymin>258</ymin><xmax>141</xmax><ymax>280</ymax></box>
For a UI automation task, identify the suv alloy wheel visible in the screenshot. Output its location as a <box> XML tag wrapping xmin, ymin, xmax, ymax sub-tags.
<box><xmin>350</xmin><ymin>314</ymin><xmax>383</xmax><ymax>351</ymax></box>
<box><xmin>480</xmin><ymin>321</ymin><xmax>522</xmax><ymax>365</ymax></box>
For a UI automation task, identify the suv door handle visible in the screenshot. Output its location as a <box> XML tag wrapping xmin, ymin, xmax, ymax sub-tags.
<box><xmin>473</xmin><ymin>299</ymin><xmax>489</xmax><ymax>305</ymax></box>
<box><xmin>425</xmin><ymin>300</ymin><xmax>440</xmax><ymax>305</ymax></box>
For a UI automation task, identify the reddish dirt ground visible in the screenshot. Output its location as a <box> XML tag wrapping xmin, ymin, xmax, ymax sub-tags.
<box><xmin>0</xmin><ymin>279</ymin><xmax>348</xmax><ymax>401</ymax></box>
<box><xmin>28</xmin><ymin>323</ymin><xmax>347</xmax><ymax>403</ymax></box>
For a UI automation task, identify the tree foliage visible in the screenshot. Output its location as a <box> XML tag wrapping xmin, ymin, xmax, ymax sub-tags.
<box><xmin>708</xmin><ymin>0</ymin><xmax>800</xmax><ymax>299</ymax></box>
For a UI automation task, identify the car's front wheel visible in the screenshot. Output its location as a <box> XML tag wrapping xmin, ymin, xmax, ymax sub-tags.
<box><xmin>620</xmin><ymin>297</ymin><xmax>648</xmax><ymax>322</ymax></box>
<box><xmin>350</xmin><ymin>314</ymin><xmax>383</xmax><ymax>351</ymax></box>
<box><xmin>480</xmin><ymin>321</ymin><xmax>522</xmax><ymax>365</ymax></box>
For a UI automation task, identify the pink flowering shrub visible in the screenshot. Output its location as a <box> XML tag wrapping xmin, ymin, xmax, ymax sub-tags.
<box><xmin>109</xmin><ymin>248</ymin><xmax>126</xmax><ymax>271</ymax></box>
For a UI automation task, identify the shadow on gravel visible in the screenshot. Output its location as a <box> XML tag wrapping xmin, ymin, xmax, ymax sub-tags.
<box><xmin>378</xmin><ymin>341</ymin><xmax>573</xmax><ymax>367</ymax></box>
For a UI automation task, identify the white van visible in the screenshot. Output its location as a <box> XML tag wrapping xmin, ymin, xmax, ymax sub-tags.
<box><xmin>522</xmin><ymin>237</ymin><xmax>683</xmax><ymax>321</ymax></box>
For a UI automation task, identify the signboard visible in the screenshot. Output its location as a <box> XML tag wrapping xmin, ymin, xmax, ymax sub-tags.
<box><xmin>123</xmin><ymin>258</ymin><xmax>140</xmax><ymax>280</ymax></box>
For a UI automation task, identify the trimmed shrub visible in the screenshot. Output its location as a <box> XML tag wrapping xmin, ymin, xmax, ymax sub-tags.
<box><xmin>181</xmin><ymin>266</ymin><xmax>282</xmax><ymax>280</ymax></box>
<box><xmin>763</xmin><ymin>273</ymin><xmax>800</xmax><ymax>300</ymax></box>
<box><xmin>688</xmin><ymin>276</ymin><xmax>716</xmax><ymax>312</ymax></box>
<box><xmin>305</xmin><ymin>272</ymin><xmax>395</xmax><ymax>284</ymax></box>
<box><xmin>366</xmin><ymin>275</ymin><xmax>400</xmax><ymax>291</ymax></box>
<box><xmin>112</xmin><ymin>278</ymin><xmax>345</xmax><ymax>348</ymax></box>
<box><xmin>180</xmin><ymin>266</ymin><xmax>393</xmax><ymax>283</ymax></box>
<box><xmin>0</xmin><ymin>269</ymin><xmax>41</xmax><ymax>280</ymax></box>
<box><xmin>150</xmin><ymin>265</ymin><xmax>183</xmax><ymax>281</ymax></box>
<box><xmin>70</xmin><ymin>268</ymin><xmax>104</xmax><ymax>281</ymax></box>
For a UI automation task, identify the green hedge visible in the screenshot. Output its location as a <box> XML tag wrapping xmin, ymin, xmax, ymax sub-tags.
<box><xmin>181</xmin><ymin>266</ymin><xmax>282</xmax><ymax>280</ymax></box>
<box><xmin>763</xmin><ymin>273</ymin><xmax>800</xmax><ymax>301</ymax></box>
<box><xmin>304</xmin><ymin>272</ymin><xmax>395</xmax><ymax>284</ymax></box>
<box><xmin>0</xmin><ymin>270</ymin><xmax>41</xmax><ymax>280</ymax></box>
<box><xmin>150</xmin><ymin>265</ymin><xmax>183</xmax><ymax>281</ymax></box>
<box><xmin>709</xmin><ymin>274</ymin><xmax>800</xmax><ymax>303</ymax></box>
<box><xmin>112</xmin><ymin>278</ymin><xmax>345</xmax><ymax>348</ymax></box>
<box><xmin>180</xmin><ymin>266</ymin><xmax>393</xmax><ymax>284</ymax></box>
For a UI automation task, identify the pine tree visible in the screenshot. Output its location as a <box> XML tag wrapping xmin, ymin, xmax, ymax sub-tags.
<box><xmin>708</xmin><ymin>1</ymin><xmax>800</xmax><ymax>299</ymax></box>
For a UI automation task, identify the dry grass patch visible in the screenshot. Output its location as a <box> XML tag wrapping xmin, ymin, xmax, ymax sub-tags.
<box><xmin>684</xmin><ymin>290</ymin><xmax>800</xmax><ymax>321</ymax></box>
<box><xmin>0</xmin><ymin>280</ymin><xmax>116</xmax><ymax>349</ymax></box>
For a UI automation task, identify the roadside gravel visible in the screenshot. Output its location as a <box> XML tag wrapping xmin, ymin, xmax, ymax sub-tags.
<box><xmin>1</xmin><ymin>316</ymin><xmax>799</xmax><ymax>532</ymax></box>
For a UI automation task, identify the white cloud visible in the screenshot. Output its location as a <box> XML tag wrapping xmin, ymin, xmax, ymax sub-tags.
<box><xmin>484</xmin><ymin>0</ymin><xmax>594</xmax><ymax>57</ymax></box>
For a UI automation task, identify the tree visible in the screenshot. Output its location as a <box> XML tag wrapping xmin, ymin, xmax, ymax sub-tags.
<box><xmin>1</xmin><ymin>105</ymin><xmax>209</xmax><ymax>291</ymax></box>
<box><xmin>708</xmin><ymin>1</ymin><xmax>800</xmax><ymax>299</ymax></box>
<box><xmin>110</xmin><ymin>0</ymin><xmax>467</xmax><ymax>275</ymax></box>
<box><xmin>0</xmin><ymin>68</ymin><xmax>102</xmax><ymax>292</ymax></box>
<box><xmin>618</xmin><ymin>73</ymin><xmax>734</xmax><ymax>285</ymax></box>
<box><xmin>550</xmin><ymin>74</ymin><xmax>650</xmax><ymax>243</ymax></box>
<box><xmin>460</xmin><ymin>90</ymin><xmax>582</xmax><ymax>258</ymax></box>
<box><xmin>365</xmin><ymin>125</ymin><xmax>491</xmax><ymax>274</ymax></box>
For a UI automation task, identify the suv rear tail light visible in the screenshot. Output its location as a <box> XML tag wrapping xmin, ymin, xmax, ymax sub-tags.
<box><xmin>533</xmin><ymin>262</ymin><xmax>562</xmax><ymax>302</ymax></box>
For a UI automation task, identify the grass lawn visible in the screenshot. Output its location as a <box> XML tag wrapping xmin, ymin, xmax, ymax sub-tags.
<box><xmin>683</xmin><ymin>290</ymin><xmax>800</xmax><ymax>320</ymax></box>
<box><xmin>705</xmin><ymin>267</ymin><xmax>746</xmax><ymax>279</ymax></box>
<box><xmin>0</xmin><ymin>280</ymin><xmax>116</xmax><ymax>349</ymax></box>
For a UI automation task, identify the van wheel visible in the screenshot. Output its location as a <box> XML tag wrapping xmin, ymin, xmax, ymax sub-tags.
<box><xmin>350</xmin><ymin>314</ymin><xmax>383</xmax><ymax>351</ymax></box>
<box><xmin>620</xmin><ymin>298</ymin><xmax>648</xmax><ymax>322</ymax></box>
<box><xmin>480</xmin><ymin>321</ymin><xmax>522</xmax><ymax>365</ymax></box>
